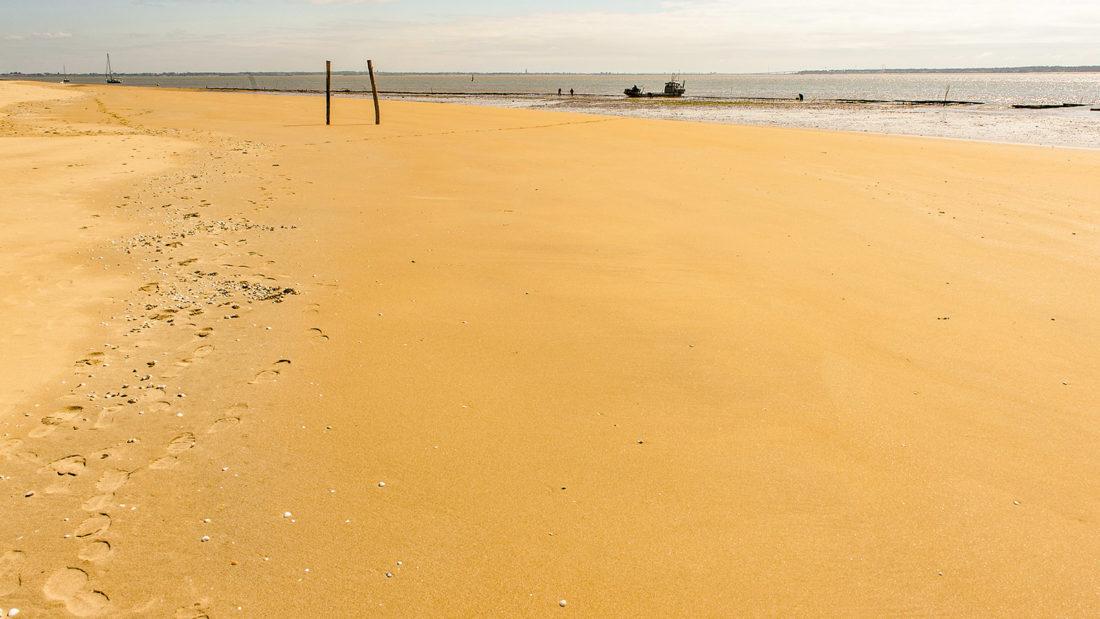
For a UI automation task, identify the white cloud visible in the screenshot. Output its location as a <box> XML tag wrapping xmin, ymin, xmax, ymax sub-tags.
<box><xmin>2</xmin><ymin>1</ymin><xmax>1097</xmax><ymax>72</ymax></box>
<box><xmin>2</xmin><ymin>32</ymin><xmax>73</xmax><ymax>41</ymax></box>
<box><xmin>323</xmin><ymin>1</ymin><xmax>1100</xmax><ymax>71</ymax></box>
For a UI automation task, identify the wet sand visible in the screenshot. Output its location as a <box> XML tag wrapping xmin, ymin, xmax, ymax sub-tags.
<box><xmin>385</xmin><ymin>93</ymin><xmax>1100</xmax><ymax>150</ymax></box>
<box><xmin>1</xmin><ymin>81</ymin><xmax>1099</xmax><ymax>616</ymax></box>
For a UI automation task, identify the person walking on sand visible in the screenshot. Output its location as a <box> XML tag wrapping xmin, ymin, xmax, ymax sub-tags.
<box><xmin>558</xmin><ymin>88</ymin><xmax>562</xmax><ymax>96</ymax></box>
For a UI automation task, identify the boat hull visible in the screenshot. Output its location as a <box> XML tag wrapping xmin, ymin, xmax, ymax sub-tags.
<box><xmin>624</xmin><ymin>91</ymin><xmax>684</xmax><ymax>98</ymax></box>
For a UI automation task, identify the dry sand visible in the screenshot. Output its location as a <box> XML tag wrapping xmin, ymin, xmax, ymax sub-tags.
<box><xmin>1</xmin><ymin>80</ymin><xmax>1098</xmax><ymax>616</ymax></box>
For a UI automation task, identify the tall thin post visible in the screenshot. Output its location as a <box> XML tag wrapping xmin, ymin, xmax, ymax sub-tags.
<box><xmin>367</xmin><ymin>60</ymin><xmax>381</xmax><ymax>125</ymax></box>
<box><xmin>325</xmin><ymin>60</ymin><xmax>332</xmax><ymax>125</ymax></box>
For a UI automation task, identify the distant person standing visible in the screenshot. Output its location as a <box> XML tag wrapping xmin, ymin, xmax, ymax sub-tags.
<box><xmin>558</xmin><ymin>88</ymin><xmax>562</xmax><ymax>96</ymax></box>
<box><xmin>570</xmin><ymin>88</ymin><xmax>575</xmax><ymax>97</ymax></box>
<box><xmin>797</xmin><ymin>93</ymin><xmax>804</xmax><ymax>102</ymax></box>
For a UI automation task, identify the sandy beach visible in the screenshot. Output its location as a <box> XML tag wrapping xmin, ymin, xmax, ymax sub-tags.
<box><xmin>1</xmin><ymin>80</ymin><xmax>1099</xmax><ymax>616</ymax></box>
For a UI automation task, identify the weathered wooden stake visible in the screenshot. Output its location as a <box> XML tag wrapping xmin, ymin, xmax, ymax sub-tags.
<box><xmin>367</xmin><ymin>59</ymin><xmax>381</xmax><ymax>125</ymax></box>
<box><xmin>325</xmin><ymin>60</ymin><xmax>332</xmax><ymax>125</ymax></box>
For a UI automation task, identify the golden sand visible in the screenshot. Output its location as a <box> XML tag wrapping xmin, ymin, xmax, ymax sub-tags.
<box><xmin>1</xmin><ymin>81</ymin><xmax>1098</xmax><ymax>616</ymax></box>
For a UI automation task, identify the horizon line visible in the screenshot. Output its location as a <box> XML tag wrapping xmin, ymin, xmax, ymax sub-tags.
<box><xmin>5</xmin><ymin>64</ymin><xmax>1100</xmax><ymax>77</ymax></box>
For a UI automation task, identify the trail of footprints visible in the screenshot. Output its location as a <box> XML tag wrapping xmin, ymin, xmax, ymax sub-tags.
<box><xmin>0</xmin><ymin>140</ymin><xmax>324</xmax><ymax>615</ymax></box>
<box><xmin>2</xmin><ymin>337</ymin><xmax>258</xmax><ymax>615</ymax></box>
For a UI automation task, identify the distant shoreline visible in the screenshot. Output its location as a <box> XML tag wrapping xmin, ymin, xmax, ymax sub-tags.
<box><xmin>798</xmin><ymin>65</ymin><xmax>1100</xmax><ymax>75</ymax></box>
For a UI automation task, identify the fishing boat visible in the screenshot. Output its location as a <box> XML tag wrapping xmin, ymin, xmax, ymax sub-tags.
<box><xmin>105</xmin><ymin>53</ymin><xmax>122</xmax><ymax>84</ymax></box>
<box><xmin>624</xmin><ymin>78</ymin><xmax>686</xmax><ymax>98</ymax></box>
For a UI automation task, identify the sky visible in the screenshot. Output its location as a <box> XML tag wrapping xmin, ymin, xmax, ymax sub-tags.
<box><xmin>1</xmin><ymin>0</ymin><xmax>1098</xmax><ymax>74</ymax></box>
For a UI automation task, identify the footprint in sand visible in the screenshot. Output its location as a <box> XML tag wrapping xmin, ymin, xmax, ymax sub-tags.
<box><xmin>195</xmin><ymin>327</ymin><xmax>214</xmax><ymax>339</ymax></box>
<box><xmin>251</xmin><ymin>359</ymin><xmax>291</xmax><ymax>385</ymax></box>
<box><xmin>250</xmin><ymin>369</ymin><xmax>280</xmax><ymax>384</ymax></box>
<box><xmin>150</xmin><ymin>433</ymin><xmax>196</xmax><ymax>470</ymax></box>
<box><xmin>309</xmin><ymin>327</ymin><xmax>330</xmax><ymax>342</ymax></box>
<box><xmin>81</xmin><ymin>495</ymin><xmax>114</xmax><ymax>512</ymax></box>
<box><xmin>167</xmin><ymin>433</ymin><xmax>196</xmax><ymax>454</ymax></box>
<box><xmin>43</xmin><ymin>567</ymin><xmax>109</xmax><ymax>616</ymax></box>
<box><xmin>30</xmin><ymin>406</ymin><xmax>86</xmax><ymax>438</ymax></box>
<box><xmin>94</xmin><ymin>404</ymin><xmax>123</xmax><ymax>429</ymax></box>
<box><xmin>73</xmin><ymin>514</ymin><xmax>111</xmax><ymax>538</ymax></box>
<box><xmin>161</xmin><ymin>362</ymin><xmax>190</xmax><ymax>379</ymax></box>
<box><xmin>77</xmin><ymin>541</ymin><xmax>113</xmax><ymax>563</ymax></box>
<box><xmin>82</xmin><ymin>469</ymin><xmax>131</xmax><ymax>511</ymax></box>
<box><xmin>95</xmin><ymin>469</ymin><xmax>130</xmax><ymax>494</ymax></box>
<box><xmin>207</xmin><ymin>417</ymin><xmax>240</xmax><ymax>434</ymax></box>
<box><xmin>162</xmin><ymin>345</ymin><xmax>214</xmax><ymax>379</ymax></box>
<box><xmin>0</xmin><ymin>550</ymin><xmax>26</xmax><ymax>597</ymax></box>
<box><xmin>207</xmin><ymin>404</ymin><xmax>248</xmax><ymax>434</ymax></box>
<box><xmin>45</xmin><ymin>455</ymin><xmax>87</xmax><ymax>477</ymax></box>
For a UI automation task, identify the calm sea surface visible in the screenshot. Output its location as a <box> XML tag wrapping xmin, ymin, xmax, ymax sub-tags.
<box><xmin>10</xmin><ymin>72</ymin><xmax>1100</xmax><ymax>106</ymax></box>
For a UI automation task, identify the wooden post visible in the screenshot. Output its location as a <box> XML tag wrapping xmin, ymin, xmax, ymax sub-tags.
<box><xmin>325</xmin><ymin>60</ymin><xmax>332</xmax><ymax>125</ymax></box>
<box><xmin>368</xmin><ymin>59</ymin><xmax>381</xmax><ymax>125</ymax></box>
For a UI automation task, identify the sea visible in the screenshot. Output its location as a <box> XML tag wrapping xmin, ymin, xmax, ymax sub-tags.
<box><xmin>9</xmin><ymin>72</ymin><xmax>1100</xmax><ymax>106</ymax></box>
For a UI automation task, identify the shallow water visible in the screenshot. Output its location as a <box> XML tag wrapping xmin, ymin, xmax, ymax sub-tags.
<box><xmin>9</xmin><ymin>72</ymin><xmax>1100</xmax><ymax>106</ymax></box>
<box><xmin>384</xmin><ymin>93</ymin><xmax>1100</xmax><ymax>150</ymax></box>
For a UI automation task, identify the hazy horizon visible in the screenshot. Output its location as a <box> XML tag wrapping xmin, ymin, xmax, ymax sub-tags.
<box><xmin>2</xmin><ymin>1</ymin><xmax>1099</xmax><ymax>74</ymax></box>
<box><xmin>7</xmin><ymin>66</ymin><xmax>1100</xmax><ymax>77</ymax></box>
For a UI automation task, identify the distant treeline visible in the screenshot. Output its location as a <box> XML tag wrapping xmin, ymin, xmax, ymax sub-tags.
<box><xmin>799</xmin><ymin>66</ymin><xmax>1100</xmax><ymax>74</ymax></box>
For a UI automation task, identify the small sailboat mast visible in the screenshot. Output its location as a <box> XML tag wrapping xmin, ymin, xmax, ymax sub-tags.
<box><xmin>105</xmin><ymin>53</ymin><xmax>122</xmax><ymax>84</ymax></box>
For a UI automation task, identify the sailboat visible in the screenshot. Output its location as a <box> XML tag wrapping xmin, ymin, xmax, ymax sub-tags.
<box><xmin>105</xmin><ymin>53</ymin><xmax>122</xmax><ymax>84</ymax></box>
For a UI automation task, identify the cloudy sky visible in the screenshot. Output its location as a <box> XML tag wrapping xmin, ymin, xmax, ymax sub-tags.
<box><xmin>2</xmin><ymin>0</ymin><xmax>1098</xmax><ymax>73</ymax></box>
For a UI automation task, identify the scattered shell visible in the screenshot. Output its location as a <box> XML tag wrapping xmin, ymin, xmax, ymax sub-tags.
<box><xmin>559</xmin><ymin>600</ymin><xmax>568</xmax><ymax>608</ymax></box>
<box><xmin>200</xmin><ymin>535</ymin><xmax>210</xmax><ymax>542</ymax></box>
<box><xmin>283</xmin><ymin>511</ymin><xmax>293</xmax><ymax>518</ymax></box>
<box><xmin>377</xmin><ymin>481</ymin><xmax>386</xmax><ymax>488</ymax></box>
